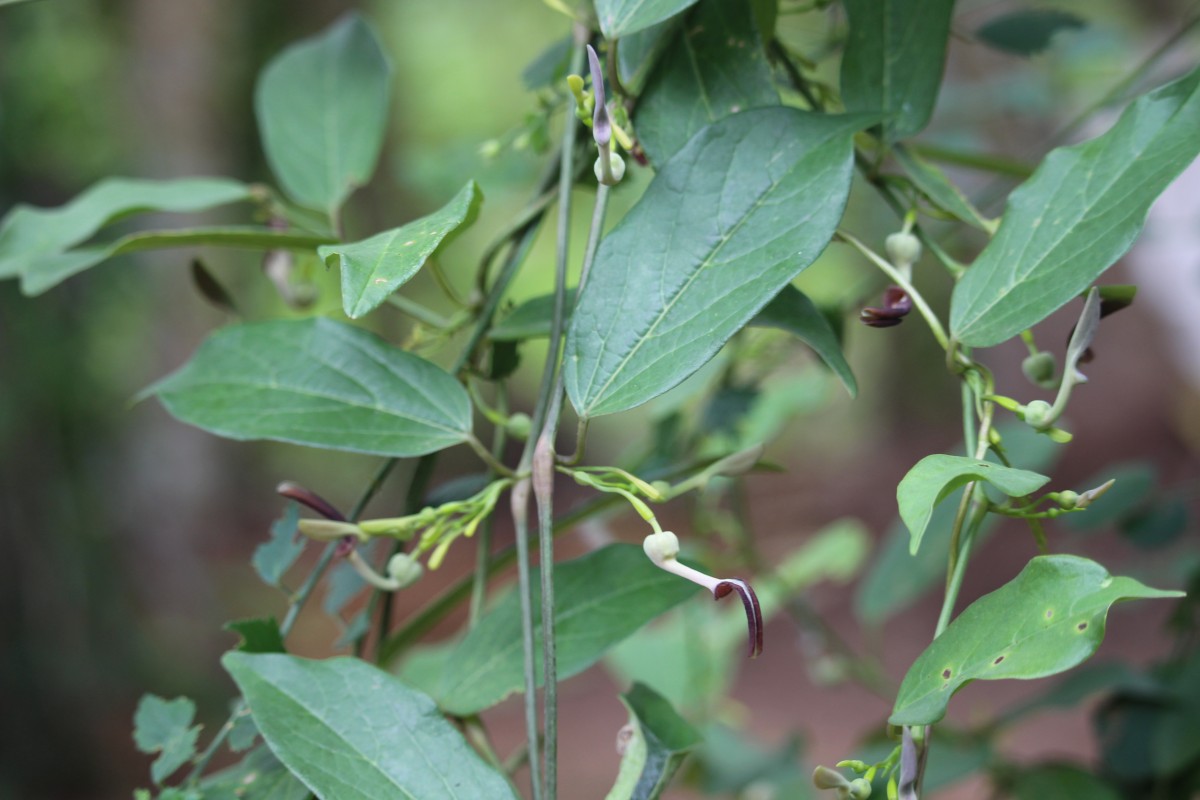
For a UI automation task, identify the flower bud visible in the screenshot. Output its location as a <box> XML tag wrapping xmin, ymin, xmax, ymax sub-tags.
<box><xmin>1021</xmin><ymin>351</ymin><xmax>1057</xmax><ymax>388</ymax></box>
<box><xmin>848</xmin><ymin>778</ymin><xmax>872</xmax><ymax>799</ymax></box>
<box><xmin>642</xmin><ymin>530</ymin><xmax>679</xmax><ymax>566</ymax></box>
<box><xmin>1056</xmin><ymin>490</ymin><xmax>1080</xmax><ymax>510</ymax></box>
<box><xmin>594</xmin><ymin>151</ymin><xmax>626</xmax><ymax>185</ymax></box>
<box><xmin>505</xmin><ymin>412</ymin><xmax>532</xmax><ymax>439</ymax></box>
<box><xmin>386</xmin><ymin>553</ymin><xmax>424</xmax><ymax>588</ymax></box>
<box><xmin>297</xmin><ymin>519</ymin><xmax>364</xmax><ymax>541</ymax></box>
<box><xmin>885</xmin><ymin>231</ymin><xmax>921</xmax><ymax>267</ymax></box>
<box><xmin>813</xmin><ymin>766</ymin><xmax>853</xmax><ymax>791</ymax></box>
<box><xmin>1022</xmin><ymin>399</ymin><xmax>1053</xmax><ymax>429</ymax></box>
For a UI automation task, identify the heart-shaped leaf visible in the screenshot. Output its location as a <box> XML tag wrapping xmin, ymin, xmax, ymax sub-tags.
<box><xmin>224</xmin><ymin>653</ymin><xmax>515</xmax><ymax>799</ymax></box>
<box><xmin>319</xmin><ymin>181</ymin><xmax>481</xmax><ymax>319</ymax></box>
<box><xmin>951</xmin><ymin>65</ymin><xmax>1200</xmax><ymax>347</ymax></box>
<box><xmin>897</xmin><ymin>454</ymin><xmax>1049</xmax><ymax>555</ymax></box>
<box><xmin>148</xmin><ymin>318</ymin><xmax>472</xmax><ymax>457</ymax></box>
<box><xmin>840</xmin><ymin>0</ymin><xmax>955</xmax><ymax>141</ymax></box>
<box><xmin>433</xmin><ymin>544</ymin><xmax>698</xmax><ymax>715</ymax></box>
<box><xmin>889</xmin><ymin>555</ymin><xmax>1182</xmax><ymax>726</ymax></box>
<box><xmin>635</xmin><ymin>0</ymin><xmax>778</xmax><ymax>165</ymax></box>
<box><xmin>133</xmin><ymin>695</ymin><xmax>201</xmax><ymax>785</ymax></box>
<box><xmin>255</xmin><ymin>13</ymin><xmax>392</xmax><ymax>215</ymax></box>
<box><xmin>565</xmin><ymin>107</ymin><xmax>873</xmax><ymax>418</ymax></box>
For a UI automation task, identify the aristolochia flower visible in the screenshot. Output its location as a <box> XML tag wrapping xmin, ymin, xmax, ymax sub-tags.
<box><xmin>643</xmin><ymin>531</ymin><xmax>764</xmax><ymax>658</ymax></box>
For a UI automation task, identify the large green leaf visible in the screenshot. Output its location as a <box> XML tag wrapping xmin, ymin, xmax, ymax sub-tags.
<box><xmin>596</xmin><ymin>0</ymin><xmax>700</xmax><ymax>38</ymax></box>
<box><xmin>897</xmin><ymin>454</ymin><xmax>1049</xmax><ymax>555</ymax></box>
<box><xmin>889</xmin><ymin>555</ymin><xmax>1182</xmax><ymax>726</ymax></box>
<box><xmin>0</xmin><ymin>177</ymin><xmax>250</xmax><ymax>281</ymax></box>
<box><xmin>634</xmin><ymin>0</ymin><xmax>778</xmax><ymax>165</ymax></box>
<box><xmin>494</xmin><ymin>285</ymin><xmax>854</xmax><ymax>395</ymax></box>
<box><xmin>840</xmin><ymin>0</ymin><xmax>954</xmax><ymax>141</ymax></box>
<box><xmin>951</xmin><ymin>65</ymin><xmax>1200</xmax><ymax>347</ymax></box>
<box><xmin>319</xmin><ymin>181</ymin><xmax>480</xmax><ymax>319</ymax></box>
<box><xmin>433</xmin><ymin>544</ymin><xmax>698</xmax><ymax>715</ymax></box>
<box><xmin>20</xmin><ymin>226</ymin><xmax>334</xmax><ymax>296</ymax></box>
<box><xmin>605</xmin><ymin>683</ymin><xmax>702</xmax><ymax>800</ymax></box>
<box><xmin>223</xmin><ymin>653</ymin><xmax>515</xmax><ymax>800</ymax></box>
<box><xmin>565</xmin><ymin>107</ymin><xmax>871</xmax><ymax>418</ymax></box>
<box><xmin>893</xmin><ymin>146</ymin><xmax>995</xmax><ymax>232</ymax></box>
<box><xmin>255</xmin><ymin>13</ymin><xmax>391</xmax><ymax>215</ymax></box>
<box><xmin>148</xmin><ymin>318</ymin><xmax>472</xmax><ymax>457</ymax></box>
<box><xmin>855</xmin><ymin>421</ymin><xmax>1060</xmax><ymax>626</ymax></box>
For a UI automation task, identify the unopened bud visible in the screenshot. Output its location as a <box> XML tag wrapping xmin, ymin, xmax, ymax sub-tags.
<box><xmin>1022</xmin><ymin>399</ymin><xmax>1053</xmax><ymax>429</ymax></box>
<box><xmin>885</xmin><ymin>231</ymin><xmax>921</xmax><ymax>267</ymax></box>
<box><xmin>594</xmin><ymin>150</ymin><xmax>626</xmax><ymax>185</ymax></box>
<box><xmin>848</xmin><ymin>778</ymin><xmax>872</xmax><ymax>799</ymax></box>
<box><xmin>1078</xmin><ymin>478</ymin><xmax>1116</xmax><ymax>509</ymax></box>
<box><xmin>1056</xmin><ymin>490</ymin><xmax>1080</xmax><ymax>509</ymax></box>
<box><xmin>505</xmin><ymin>412</ymin><xmax>532</xmax><ymax>439</ymax></box>
<box><xmin>386</xmin><ymin>553</ymin><xmax>423</xmax><ymax>588</ymax></box>
<box><xmin>297</xmin><ymin>519</ymin><xmax>364</xmax><ymax>541</ymax></box>
<box><xmin>813</xmin><ymin>765</ymin><xmax>852</xmax><ymax>791</ymax></box>
<box><xmin>642</xmin><ymin>530</ymin><xmax>679</xmax><ymax>566</ymax></box>
<box><xmin>1021</xmin><ymin>351</ymin><xmax>1057</xmax><ymax>388</ymax></box>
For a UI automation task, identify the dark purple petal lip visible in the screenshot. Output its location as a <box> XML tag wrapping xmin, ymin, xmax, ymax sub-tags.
<box><xmin>277</xmin><ymin>481</ymin><xmax>347</xmax><ymax>521</ymax></box>
<box><xmin>713</xmin><ymin>578</ymin><xmax>764</xmax><ymax>659</ymax></box>
<box><xmin>861</xmin><ymin>286</ymin><xmax>913</xmax><ymax>328</ymax></box>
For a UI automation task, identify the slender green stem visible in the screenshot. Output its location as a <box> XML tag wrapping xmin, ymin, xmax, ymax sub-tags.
<box><xmin>468</xmin><ymin>435</ymin><xmax>516</xmax><ymax>476</ymax></box>
<box><xmin>935</xmin><ymin>497</ymin><xmax>989</xmax><ymax>636</ymax></box>
<box><xmin>470</xmin><ymin>388</ymin><xmax>508</xmax><ymax>626</ymax></box>
<box><xmin>837</xmin><ymin>230</ymin><xmax>951</xmax><ymax>351</ymax></box>
<box><xmin>909</xmin><ymin>142</ymin><xmax>1033</xmax><ymax>178</ymax></box>
<box><xmin>385</xmin><ymin>294</ymin><xmax>454</xmax><ymax>329</ymax></box>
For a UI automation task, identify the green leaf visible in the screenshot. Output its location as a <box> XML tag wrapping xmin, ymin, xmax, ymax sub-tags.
<box><xmin>255</xmin><ymin>13</ymin><xmax>392</xmax><ymax>215</ymax></box>
<box><xmin>133</xmin><ymin>694</ymin><xmax>201</xmax><ymax>785</ymax></box>
<box><xmin>994</xmin><ymin>661</ymin><xmax>1152</xmax><ymax>728</ymax></box>
<box><xmin>893</xmin><ymin>145</ymin><xmax>995</xmax><ymax>232</ymax></box>
<box><xmin>605</xmin><ymin>683</ymin><xmax>702</xmax><ymax>800</ymax></box>
<box><xmin>225</xmin><ymin>617</ymin><xmax>286</xmax><ymax>654</ymax></box>
<box><xmin>147</xmin><ymin>318</ymin><xmax>472</xmax><ymax>457</ymax></box>
<box><xmin>253</xmin><ymin>503</ymin><xmax>305</xmax><ymax>589</ymax></box>
<box><xmin>226</xmin><ymin>706</ymin><xmax>260</xmax><ymax>754</ymax></box>
<box><xmin>856</xmin><ymin>421</ymin><xmax>1061</xmax><ymax>625</ymax></box>
<box><xmin>20</xmin><ymin>226</ymin><xmax>333</xmax><ymax>296</ymax></box>
<box><xmin>976</xmin><ymin>10</ymin><xmax>1086</xmax><ymax>57</ymax></box>
<box><xmin>840</xmin><ymin>0</ymin><xmax>954</xmax><ymax>141</ymax></box>
<box><xmin>596</xmin><ymin>0</ymin><xmax>700</xmax><ymax>38</ymax></box>
<box><xmin>951</xmin><ymin>66</ymin><xmax>1200</xmax><ymax>347</ymax></box>
<box><xmin>202</xmin><ymin>745</ymin><xmax>308</xmax><ymax>800</ymax></box>
<box><xmin>223</xmin><ymin>653</ymin><xmax>515</xmax><ymax>799</ymax></box>
<box><xmin>753</xmin><ymin>285</ymin><xmax>856</xmax><ymax>397</ymax></box>
<box><xmin>889</xmin><ymin>555</ymin><xmax>1182</xmax><ymax>726</ymax></box>
<box><xmin>495</xmin><ymin>285</ymin><xmax>854</xmax><ymax>395</ymax></box>
<box><xmin>897</xmin><ymin>454</ymin><xmax>1049</xmax><ymax>555</ymax></box>
<box><xmin>522</xmin><ymin>37</ymin><xmax>572</xmax><ymax>90</ymax></box>
<box><xmin>0</xmin><ymin>177</ymin><xmax>250</xmax><ymax>281</ymax></box>
<box><xmin>565</xmin><ymin>107</ymin><xmax>872</xmax><ymax>418</ymax></box>
<box><xmin>433</xmin><ymin>544</ymin><xmax>698</xmax><ymax>715</ymax></box>
<box><xmin>320</xmin><ymin>181</ymin><xmax>481</xmax><ymax>319</ymax></box>
<box><xmin>634</xmin><ymin>0</ymin><xmax>778</xmax><ymax>165</ymax></box>
<box><xmin>1008</xmin><ymin>763</ymin><xmax>1120</xmax><ymax>800</ymax></box>
<box><xmin>616</xmin><ymin>19</ymin><xmax>682</xmax><ymax>94</ymax></box>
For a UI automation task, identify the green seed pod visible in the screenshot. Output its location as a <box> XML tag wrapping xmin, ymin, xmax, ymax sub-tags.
<box><xmin>848</xmin><ymin>778</ymin><xmax>872</xmax><ymax>799</ymax></box>
<box><xmin>594</xmin><ymin>151</ymin><xmax>626</xmax><ymax>185</ymax></box>
<box><xmin>1021</xmin><ymin>351</ymin><xmax>1058</xmax><ymax>388</ymax></box>
<box><xmin>885</xmin><ymin>231</ymin><xmax>921</xmax><ymax>267</ymax></box>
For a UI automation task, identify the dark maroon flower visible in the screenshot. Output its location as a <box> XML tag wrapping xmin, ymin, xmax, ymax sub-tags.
<box><xmin>860</xmin><ymin>286</ymin><xmax>912</xmax><ymax>328</ymax></box>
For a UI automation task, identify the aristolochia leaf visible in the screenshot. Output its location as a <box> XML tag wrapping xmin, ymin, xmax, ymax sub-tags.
<box><xmin>951</xmin><ymin>65</ymin><xmax>1200</xmax><ymax>346</ymax></box>
<box><xmin>890</xmin><ymin>555</ymin><xmax>1182</xmax><ymax>726</ymax></box>
<box><xmin>565</xmin><ymin>107</ymin><xmax>873</xmax><ymax>418</ymax></box>
<box><xmin>148</xmin><ymin>318</ymin><xmax>472</xmax><ymax>457</ymax></box>
<box><xmin>897</xmin><ymin>455</ymin><xmax>1049</xmax><ymax>555</ymax></box>
<box><xmin>255</xmin><ymin>13</ymin><xmax>391</xmax><ymax>215</ymax></box>
<box><xmin>319</xmin><ymin>181</ymin><xmax>481</xmax><ymax>319</ymax></box>
<box><xmin>224</xmin><ymin>653</ymin><xmax>515</xmax><ymax>799</ymax></box>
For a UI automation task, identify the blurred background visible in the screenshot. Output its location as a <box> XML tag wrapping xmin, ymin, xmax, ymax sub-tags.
<box><xmin>1</xmin><ymin>0</ymin><xmax>1198</xmax><ymax>797</ymax></box>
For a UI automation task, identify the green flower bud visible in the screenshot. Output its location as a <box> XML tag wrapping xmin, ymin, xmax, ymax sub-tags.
<box><xmin>505</xmin><ymin>412</ymin><xmax>532</xmax><ymax>439</ymax></box>
<box><xmin>642</xmin><ymin>530</ymin><xmax>679</xmax><ymax>566</ymax></box>
<box><xmin>1021</xmin><ymin>351</ymin><xmax>1058</xmax><ymax>388</ymax></box>
<box><xmin>835</xmin><ymin>760</ymin><xmax>869</xmax><ymax>774</ymax></box>
<box><xmin>1022</xmin><ymin>399</ymin><xmax>1053</xmax><ymax>429</ymax></box>
<box><xmin>885</xmin><ymin>231</ymin><xmax>921</xmax><ymax>267</ymax></box>
<box><xmin>297</xmin><ymin>519</ymin><xmax>365</xmax><ymax>541</ymax></box>
<box><xmin>848</xmin><ymin>778</ymin><xmax>872</xmax><ymax>799</ymax></box>
<box><xmin>1056</xmin><ymin>490</ymin><xmax>1080</xmax><ymax>510</ymax></box>
<box><xmin>812</xmin><ymin>766</ymin><xmax>853</xmax><ymax>791</ymax></box>
<box><xmin>594</xmin><ymin>150</ymin><xmax>626</xmax><ymax>185</ymax></box>
<box><xmin>386</xmin><ymin>553</ymin><xmax>424</xmax><ymax>588</ymax></box>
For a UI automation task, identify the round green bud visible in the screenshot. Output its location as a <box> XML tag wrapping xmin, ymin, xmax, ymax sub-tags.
<box><xmin>505</xmin><ymin>412</ymin><xmax>532</xmax><ymax>439</ymax></box>
<box><xmin>594</xmin><ymin>151</ymin><xmax>626</xmax><ymax>185</ymax></box>
<box><xmin>1021</xmin><ymin>351</ymin><xmax>1058</xmax><ymax>388</ymax></box>
<box><xmin>643</xmin><ymin>530</ymin><xmax>679</xmax><ymax>566</ymax></box>
<box><xmin>885</xmin><ymin>231</ymin><xmax>921</xmax><ymax>267</ymax></box>
<box><xmin>1057</xmin><ymin>490</ymin><xmax>1080</xmax><ymax>510</ymax></box>
<box><xmin>386</xmin><ymin>553</ymin><xmax>423</xmax><ymax>588</ymax></box>
<box><xmin>1022</xmin><ymin>399</ymin><xmax>1053</xmax><ymax>428</ymax></box>
<box><xmin>848</xmin><ymin>778</ymin><xmax>872</xmax><ymax>799</ymax></box>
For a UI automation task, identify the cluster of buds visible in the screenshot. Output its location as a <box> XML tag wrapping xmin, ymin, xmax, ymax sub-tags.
<box><xmin>567</xmin><ymin>45</ymin><xmax>635</xmax><ymax>186</ymax></box>
<box><xmin>812</xmin><ymin>766</ymin><xmax>873</xmax><ymax>799</ymax></box>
